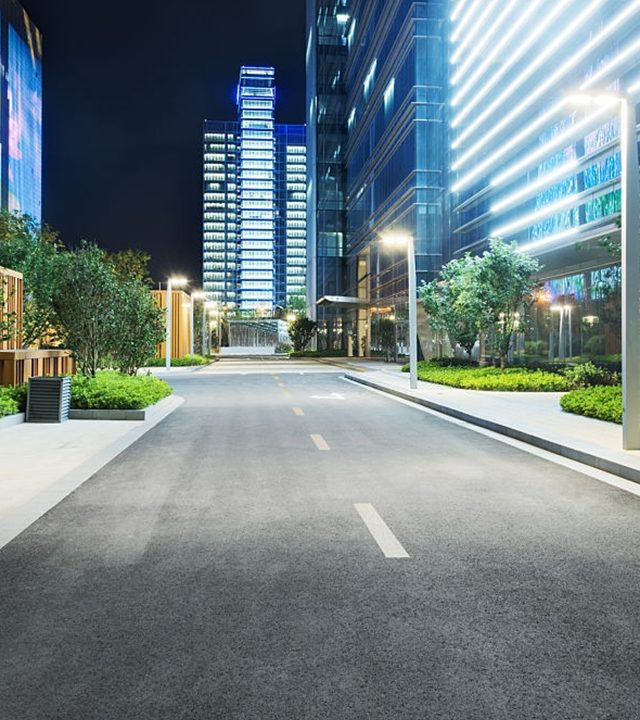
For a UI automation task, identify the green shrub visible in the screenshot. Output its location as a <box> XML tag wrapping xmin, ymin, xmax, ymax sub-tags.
<box><xmin>71</xmin><ymin>371</ymin><xmax>172</xmax><ymax>410</ymax></box>
<box><xmin>401</xmin><ymin>360</ymin><xmax>572</xmax><ymax>391</ymax></box>
<box><xmin>0</xmin><ymin>384</ymin><xmax>27</xmax><ymax>417</ymax></box>
<box><xmin>144</xmin><ymin>354</ymin><xmax>209</xmax><ymax>367</ymax></box>
<box><xmin>584</xmin><ymin>335</ymin><xmax>606</xmax><ymax>356</ymax></box>
<box><xmin>289</xmin><ymin>349</ymin><xmax>347</xmax><ymax>358</ymax></box>
<box><xmin>562</xmin><ymin>361</ymin><xmax>620</xmax><ymax>389</ymax></box>
<box><xmin>524</xmin><ymin>339</ymin><xmax>548</xmax><ymax>356</ymax></box>
<box><xmin>0</xmin><ymin>388</ymin><xmax>19</xmax><ymax>417</ymax></box>
<box><xmin>560</xmin><ymin>385</ymin><xmax>622</xmax><ymax>424</ymax></box>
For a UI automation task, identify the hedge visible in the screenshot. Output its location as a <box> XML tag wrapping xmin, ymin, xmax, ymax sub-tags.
<box><xmin>402</xmin><ymin>361</ymin><xmax>572</xmax><ymax>392</ymax></box>
<box><xmin>560</xmin><ymin>385</ymin><xmax>622</xmax><ymax>424</ymax></box>
<box><xmin>0</xmin><ymin>384</ymin><xmax>26</xmax><ymax>417</ymax></box>
<box><xmin>144</xmin><ymin>354</ymin><xmax>210</xmax><ymax>367</ymax></box>
<box><xmin>71</xmin><ymin>371</ymin><xmax>172</xmax><ymax>410</ymax></box>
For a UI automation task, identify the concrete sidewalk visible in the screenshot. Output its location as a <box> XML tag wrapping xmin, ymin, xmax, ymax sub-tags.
<box><xmin>336</xmin><ymin>359</ymin><xmax>640</xmax><ymax>484</ymax></box>
<box><xmin>0</xmin><ymin>395</ymin><xmax>183</xmax><ymax>549</ymax></box>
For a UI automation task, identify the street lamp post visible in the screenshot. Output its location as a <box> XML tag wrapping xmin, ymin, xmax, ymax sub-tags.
<box><xmin>568</xmin><ymin>91</ymin><xmax>640</xmax><ymax>449</ymax></box>
<box><xmin>165</xmin><ymin>277</ymin><xmax>187</xmax><ymax>371</ymax></box>
<box><xmin>381</xmin><ymin>233</ymin><xmax>418</xmax><ymax>389</ymax></box>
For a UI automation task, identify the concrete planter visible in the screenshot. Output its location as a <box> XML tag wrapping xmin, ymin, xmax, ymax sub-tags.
<box><xmin>0</xmin><ymin>412</ymin><xmax>25</xmax><ymax>430</ymax></box>
<box><xmin>68</xmin><ymin>395</ymin><xmax>174</xmax><ymax>422</ymax></box>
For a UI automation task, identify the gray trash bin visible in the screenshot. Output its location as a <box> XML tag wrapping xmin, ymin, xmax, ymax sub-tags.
<box><xmin>26</xmin><ymin>377</ymin><xmax>72</xmax><ymax>423</ymax></box>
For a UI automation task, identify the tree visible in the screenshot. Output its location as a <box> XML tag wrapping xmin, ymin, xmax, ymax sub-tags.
<box><xmin>0</xmin><ymin>272</ymin><xmax>18</xmax><ymax>345</ymax></box>
<box><xmin>109</xmin><ymin>278</ymin><xmax>165</xmax><ymax>375</ymax></box>
<box><xmin>53</xmin><ymin>243</ymin><xmax>120</xmax><ymax>376</ymax></box>
<box><xmin>288</xmin><ymin>316</ymin><xmax>317</xmax><ymax>351</ymax></box>
<box><xmin>0</xmin><ymin>211</ymin><xmax>63</xmax><ymax>347</ymax></box>
<box><xmin>420</xmin><ymin>254</ymin><xmax>488</xmax><ymax>361</ymax></box>
<box><xmin>476</xmin><ymin>238</ymin><xmax>541</xmax><ymax>369</ymax></box>
<box><xmin>106</xmin><ymin>248</ymin><xmax>153</xmax><ymax>285</ymax></box>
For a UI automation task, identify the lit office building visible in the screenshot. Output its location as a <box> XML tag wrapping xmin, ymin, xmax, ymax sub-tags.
<box><xmin>449</xmin><ymin>0</ymin><xmax>640</xmax><ymax>362</ymax></box>
<box><xmin>203</xmin><ymin>67</ymin><xmax>306</xmax><ymax>313</ymax></box>
<box><xmin>306</xmin><ymin>0</ymin><xmax>447</xmax><ymax>354</ymax></box>
<box><xmin>0</xmin><ymin>0</ymin><xmax>42</xmax><ymax>222</ymax></box>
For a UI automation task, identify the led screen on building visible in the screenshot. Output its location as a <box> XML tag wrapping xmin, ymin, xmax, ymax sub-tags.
<box><xmin>7</xmin><ymin>22</ymin><xmax>43</xmax><ymax>222</ymax></box>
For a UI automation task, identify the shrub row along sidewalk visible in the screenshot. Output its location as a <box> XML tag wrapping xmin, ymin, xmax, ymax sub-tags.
<box><xmin>401</xmin><ymin>360</ymin><xmax>622</xmax><ymax>424</ymax></box>
<box><xmin>404</xmin><ymin>361</ymin><xmax>571</xmax><ymax>391</ymax></box>
<box><xmin>0</xmin><ymin>372</ymin><xmax>172</xmax><ymax>418</ymax></box>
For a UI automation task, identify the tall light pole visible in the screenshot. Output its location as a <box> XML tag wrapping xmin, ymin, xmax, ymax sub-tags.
<box><xmin>165</xmin><ymin>276</ymin><xmax>187</xmax><ymax>371</ymax></box>
<box><xmin>381</xmin><ymin>233</ymin><xmax>418</xmax><ymax>389</ymax></box>
<box><xmin>568</xmin><ymin>91</ymin><xmax>640</xmax><ymax>449</ymax></box>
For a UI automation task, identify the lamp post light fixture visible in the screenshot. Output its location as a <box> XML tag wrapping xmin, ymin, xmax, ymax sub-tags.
<box><xmin>380</xmin><ymin>232</ymin><xmax>418</xmax><ymax>389</ymax></box>
<box><xmin>165</xmin><ymin>276</ymin><xmax>188</xmax><ymax>371</ymax></box>
<box><xmin>567</xmin><ymin>90</ymin><xmax>640</xmax><ymax>449</ymax></box>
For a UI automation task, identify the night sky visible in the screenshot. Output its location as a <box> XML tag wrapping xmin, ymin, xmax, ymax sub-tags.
<box><xmin>22</xmin><ymin>0</ymin><xmax>306</xmax><ymax>284</ymax></box>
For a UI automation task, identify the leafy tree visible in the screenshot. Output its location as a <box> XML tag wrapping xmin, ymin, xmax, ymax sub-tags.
<box><xmin>109</xmin><ymin>278</ymin><xmax>165</xmax><ymax>375</ymax></box>
<box><xmin>0</xmin><ymin>273</ymin><xmax>18</xmax><ymax>345</ymax></box>
<box><xmin>52</xmin><ymin>243</ymin><xmax>120</xmax><ymax>376</ymax></box>
<box><xmin>476</xmin><ymin>239</ymin><xmax>541</xmax><ymax>370</ymax></box>
<box><xmin>106</xmin><ymin>248</ymin><xmax>153</xmax><ymax>285</ymax></box>
<box><xmin>287</xmin><ymin>291</ymin><xmax>307</xmax><ymax>315</ymax></box>
<box><xmin>0</xmin><ymin>211</ymin><xmax>63</xmax><ymax>347</ymax></box>
<box><xmin>420</xmin><ymin>254</ymin><xmax>488</xmax><ymax>361</ymax></box>
<box><xmin>288</xmin><ymin>316</ymin><xmax>317</xmax><ymax>351</ymax></box>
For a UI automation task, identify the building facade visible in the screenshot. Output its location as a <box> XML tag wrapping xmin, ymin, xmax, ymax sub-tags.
<box><xmin>307</xmin><ymin>0</ymin><xmax>640</xmax><ymax>363</ymax></box>
<box><xmin>203</xmin><ymin>67</ymin><xmax>307</xmax><ymax>313</ymax></box>
<box><xmin>0</xmin><ymin>0</ymin><xmax>42</xmax><ymax>223</ymax></box>
<box><xmin>306</xmin><ymin>0</ymin><xmax>447</xmax><ymax>354</ymax></box>
<box><xmin>450</xmin><ymin>0</ymin><xmax>640</xmax><ymax>363</ymax></box>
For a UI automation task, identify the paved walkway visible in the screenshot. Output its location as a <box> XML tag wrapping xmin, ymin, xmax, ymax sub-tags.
<box><xmin>332</xmin><ymin>358</ymin><xmax>640</xmax><ymax>483</ymax></box>
<box><xmin>0</xmin><ymin>396</ymin><xmax>182</xmax><ymax>549</ymax></box>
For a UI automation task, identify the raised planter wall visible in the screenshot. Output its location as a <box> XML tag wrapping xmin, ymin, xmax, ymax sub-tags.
<box><xmin>0</xmin><ymin>349</ymin><xmax>76</xmax><ymax>386</ymax></box>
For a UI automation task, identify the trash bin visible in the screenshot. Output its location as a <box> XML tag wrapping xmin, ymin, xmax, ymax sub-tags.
<box><xmin>26</xmin><ymin>377</ymin><xmax>72</xmax><ymax>423</ymax></box>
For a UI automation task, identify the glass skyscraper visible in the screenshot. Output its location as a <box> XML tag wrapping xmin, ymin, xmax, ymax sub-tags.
<box><xmin>203</xmin><ymin>67</ymin><xmax>306</xmax><ymax>313</ymax></box>
<box><xmin>306</xmin><ymin>0</ymin><xmax>447</xmax><ymax>354</ymax></box>
<box><xmin>308</xmin><ymin>0</ymin><xmax>640</xmax><ymax>363</ymax></box>
<box><xmin>0</xmin><ymin>0</ymin><xmax>42</xmax><ymax>223</ymax></box>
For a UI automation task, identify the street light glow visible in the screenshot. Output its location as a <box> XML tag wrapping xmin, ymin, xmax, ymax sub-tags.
<box><xmin>381</xmin><ymin>232</ymin><xmax>412</xmax><ymax>247</ymax></box>
<box><xmin>169</xmin><ymin>276</ymin><xmax>188</xmax><ymax>287</ymax></box>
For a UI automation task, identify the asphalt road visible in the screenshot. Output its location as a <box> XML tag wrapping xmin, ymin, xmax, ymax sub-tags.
<box><xmin>1</xmin><ymin>362</ymin><xmax>640</xmax><ymax>719</ymax></box>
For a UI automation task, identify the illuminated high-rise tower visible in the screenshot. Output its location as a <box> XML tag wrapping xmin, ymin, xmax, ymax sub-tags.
<box><xmin>203</xmin><ymin>67</ymin><xmax>306</xmax><ymax>312</ymax></box>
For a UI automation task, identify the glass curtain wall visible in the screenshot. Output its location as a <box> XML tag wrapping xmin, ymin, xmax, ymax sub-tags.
<box><xmin>276</xmin><ymin>124</ymin><xmax>307</xmax><ymax>307</ymax></box>
<box><xmin>344</xmin><ymin>0</ymin><xmax>447</xmax><ymax>357</ymax></box>
<box><xmin>203</xmin><ymin>122</ymin><xmax>239</xmax><ymax>303</ymax></box>
<box><xmin>449</xmin><ymin>0</ymin><xmax>640</xmax><ymax>365</ymax></box>
<box><xmin>237</xmin><ymin>67</ymin><xmax>277</xmax><ymax>312</ymax></box>
<box><xmin>306</xmin><ymin>0</ymin><xmax>350</xmax><ymax>348</ymax></box>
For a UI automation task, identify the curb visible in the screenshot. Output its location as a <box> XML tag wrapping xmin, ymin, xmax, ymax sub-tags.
<box><xmin>0</xmin><ymin>412</ymin><xmax>25</xmax><ymax>431</ymax></box>
<box><xmin>345</xmin><ymin>373</ymin><xmax>640</xmax><ymax>485</ymax></box>
<box><xmin>0</xmin><ymin>394</ymin><xmax>184</xmax><ymax>551</ymax></box>
<box><xmin>68</xmin><ymin>395</ymin><xmax>176</xmax><ymax>421</ymax></box>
